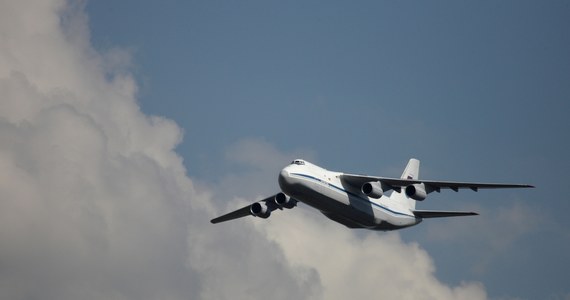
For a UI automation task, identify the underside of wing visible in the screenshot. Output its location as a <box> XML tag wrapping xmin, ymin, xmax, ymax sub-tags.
<box><xmin>415</xmin><ymin>180</ymin><xmax>534</xmax><ymax>192</ymax></box>
<box><xmin>210</xmin><ymin>204</ymin><xmax>253</xmax><ymax>224</ymax></box>
<box><xmin>413</xmin><ymin>210</ymin><xmax>478</xmax><ymax>218</ymax></box>
<box><xmin>211</xmin><ymin>193</ymin><xmax>296</xmax><ymax>224</ymax></box>
<box><xmin>341</xmin><ymin>173</ymin><xmax>534</xmax><ymax>193</ymax></box>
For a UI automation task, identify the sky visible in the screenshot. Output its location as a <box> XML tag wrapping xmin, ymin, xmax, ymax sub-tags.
<box><xmin>0</xmin><ymin>0</ymin><xmax>569</xmax><ymax>299</ymax></box>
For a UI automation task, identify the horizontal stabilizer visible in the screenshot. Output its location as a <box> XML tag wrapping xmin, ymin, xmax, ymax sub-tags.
<box><xmin>413</xmin><ymin>210</ymin><xmax>478</xmax><ymax>218</ymax></box>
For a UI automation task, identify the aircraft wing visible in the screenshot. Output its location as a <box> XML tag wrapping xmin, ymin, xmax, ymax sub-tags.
<box><xmin>413</xmin><ymin>210</ymin><xmax>478</xmax><ymax>218</ymax></box>
<box><xmin>210</xmin><ymin>194</ymin><xmax>282</xmax><ymax>224</ymax></box>
<box><xmin>210</xmin><ymin>204</ymin><xmax>252</xmax><ymax>224</ymax></box>
<box><xmin>340</xmin><ymin>173</ymin><xmax>534</xmax><ymax>192</ymax></box>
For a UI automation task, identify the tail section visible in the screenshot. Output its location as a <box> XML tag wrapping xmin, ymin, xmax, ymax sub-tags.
<box><xmin>391</xmin><ymin>158</ymin><xmax>420</xmax><ymax>210</ymax></box>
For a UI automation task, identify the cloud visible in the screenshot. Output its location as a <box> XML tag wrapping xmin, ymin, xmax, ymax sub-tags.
<box><xmin>205</xmin><ymin>137</ymin><xmax>317</xmax><ymax>202</ymax></box>
<box><xmin>0</xmin><ymin>1</ymin><xmax>488</xmax><ymax>299</ymax></box>
<box><xmin>255</xmin><ymin>202</ymin><xmax>487</xmax><ymax>300</ymax></box>
<box><xmin>0</xmin><ymin>1</ymin><xmax>309</xmax><ymax>299</ymax></box>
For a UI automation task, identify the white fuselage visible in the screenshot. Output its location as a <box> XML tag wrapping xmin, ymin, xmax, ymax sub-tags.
<box><xmin>278</xmin><ymin>161</ymin><xmax>421</xmax><ymax>231</ymax></box>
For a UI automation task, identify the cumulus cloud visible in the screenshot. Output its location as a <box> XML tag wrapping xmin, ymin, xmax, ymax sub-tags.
<box><xmin>257</xmin><ymin>209</ymin><xmax>487</xmax><ymax>300</ymax></box>
<box><xmin>0</xmin><ymin>0</ymin><xmax>488</xmax><ymax>299</ymax></box>
<box><xmin>203</xmin><ymin>137</ymin><xmax>317</xmax><ymax>202</ymax></box>
<box><xmin>0</xmin><ymin>1</ymin><xmax>309</xmax><ymax>299</ymax></box>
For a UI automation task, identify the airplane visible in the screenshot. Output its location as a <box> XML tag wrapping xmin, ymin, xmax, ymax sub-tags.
<box><xmin>211</xmin><ymin>159</ymin><xmax>534</xmax><ymax>231</ymax></box>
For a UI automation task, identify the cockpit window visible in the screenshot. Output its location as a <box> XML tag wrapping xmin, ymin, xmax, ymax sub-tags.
<box><xmin>291</xmin><ymin>159</ymin><xmax>305</xmax><ymax>165</ymax></box>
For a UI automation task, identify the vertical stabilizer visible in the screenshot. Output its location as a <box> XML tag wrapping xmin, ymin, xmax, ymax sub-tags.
<box><xmin>392</xmin><ymin>158</ymin><xmax>420</xmax><ymax>210</ymax></box>
<box><xmin>401</xmin><ymin>158</ymin><xmax>420</xmax><ymax>180</ymax></box>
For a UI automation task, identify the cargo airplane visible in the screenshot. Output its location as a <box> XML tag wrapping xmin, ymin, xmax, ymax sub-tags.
<box><xmin>211</xmin><ymin>159</ymin><xmax>533</xmax><ymax>231</ymax></box>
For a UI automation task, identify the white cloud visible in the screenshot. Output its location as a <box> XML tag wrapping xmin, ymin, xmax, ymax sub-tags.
<box><xmin>206</xmin><ymin>137</ymin><xmax>317</xmax><ymax>202</ymax></box>
<box><xmin>0</xmin><ymin>1</ymin><xmax>489</xmax><ymax>299</ymax></box>
<box><xmin>0</xmin><ymin>1</ymin><xmax>308</xmax><ymax>299</ymax></box>
<box><xmin>256</xmin><ymin>205</ymin><xmax>487</xmax><ymax>300</ymax></box>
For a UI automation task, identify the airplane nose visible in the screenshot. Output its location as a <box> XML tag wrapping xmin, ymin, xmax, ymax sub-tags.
<box><xmin>278</xmin><ymin>168</ymin><xmax>291</xmax><ymax>190</ymax></box>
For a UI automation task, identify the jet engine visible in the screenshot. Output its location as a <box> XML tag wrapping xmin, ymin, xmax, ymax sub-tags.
<box><xmin>405</xmin><ymin>183</ymin><xmax>427</xmax><ymax>201</ymax></box>
<box><xmin>361</xmin><ymin>181</ymin><xmax>384</xmax><ymax>198</ymax></box>
<box><xmin>250</xmin><ymin>201</ymin><xmax>271</xmax><ymax>218</ymax></box>
<box><xmin>274</xmin><ymin>193</ymin><xmax>296</xmax><ymax>209</ymax></box>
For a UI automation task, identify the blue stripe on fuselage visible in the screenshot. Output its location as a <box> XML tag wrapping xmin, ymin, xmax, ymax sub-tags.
<box><xmin>290</xmin><ymin>173</ymin><xmax>415</xmax><ymax>218</ymax></box>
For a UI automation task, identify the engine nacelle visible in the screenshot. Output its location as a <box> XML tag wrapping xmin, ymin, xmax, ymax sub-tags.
<box><xmin>274</xmin><ymin>193</ymin><xmax>296</xmax><ymax>209</ymax></box>
<box><xmin>250</xmin><ymin>201</ymin><xmax>271</xmax><ymax>218</ymax></box>
<box><xmin>405</xmin><ymin>184</ymin><xmax>427</xmax><ymax>201</ymax></box>
<box><xmin>361</xmin><ymin>181</ymin><xmax>384</xmax><ymax>199</ymax></box>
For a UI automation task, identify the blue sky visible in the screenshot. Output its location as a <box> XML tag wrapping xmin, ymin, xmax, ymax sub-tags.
<box><xmin>1</xmin><ymin>0</ymin><xmax>563</xmax><ymax>299</ymax></box>
<box><xmin>86</xmin><ymin>1</ymin><xmax>570</xmax><ymax>298</ymax></box>
<box><xmin>88</xmin><ymin>0</ymin><xmax>568</xmax><ymax>178</ymax></box>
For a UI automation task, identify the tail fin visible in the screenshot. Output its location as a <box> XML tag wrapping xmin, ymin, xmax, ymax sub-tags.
<box><xmin>392</xmin><ymin>158</ymin><xmax>420</xmax><ymax>210</ymax></box>
<box><xmin>401</xmin><ymin>158</ymin><xmax>420</xmax><ymax>181</ymax></box>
